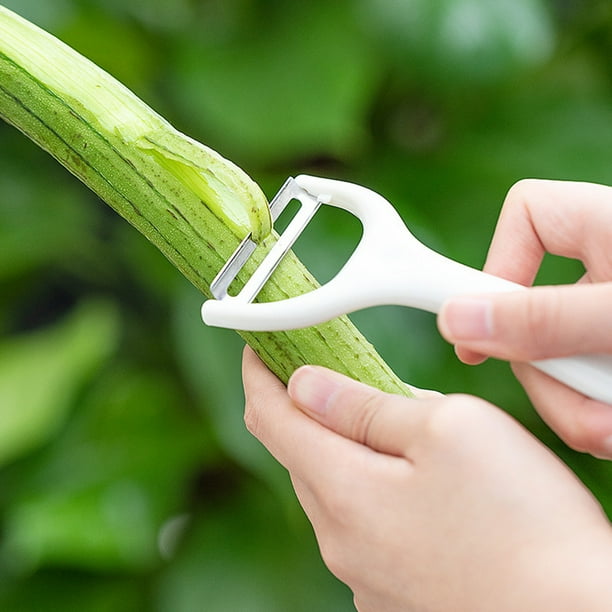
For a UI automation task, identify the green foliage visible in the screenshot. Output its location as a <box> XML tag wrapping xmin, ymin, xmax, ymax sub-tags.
<box><xmin>170</xmin><ymin>2</ymin><xmax>381</xmax><ymax>164</ymax></box>
<box><xmin>362</xmin><ymin>0</ymin><xmax>555</xmax><ymax>85</ymax></box>
<box><xmin>1</xmin><ymin>0</ymin><xmax>612</xmax><ymax>609</ymax></box>
<box><xmin>0</xmin><ymin>301</ymin><xmax>118</xmax><ymax>467</ymax></box>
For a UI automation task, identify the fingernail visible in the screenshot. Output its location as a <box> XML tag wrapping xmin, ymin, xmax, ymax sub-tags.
<box><xmin>288</xmin><ymin>366</ymin><xmax>344</xmax><ymax>415</ymax></box>
<box><xmin>441</xmin><ymin>297</ymin><xmax>493</xmax><ymax>341</ymax></box>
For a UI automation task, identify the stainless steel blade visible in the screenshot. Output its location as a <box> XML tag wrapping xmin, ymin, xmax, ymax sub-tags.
<box><xmin>209</xmin><ymin>177</ymin><xmax>322</xmax><ymax>302</ymax></box>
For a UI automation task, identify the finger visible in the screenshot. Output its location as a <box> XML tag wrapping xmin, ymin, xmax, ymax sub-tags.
<box><xmin>484</xmin><ymin>179</ymin><xmax>612</xmax><ymax>285</ymax></box>
<box><xmin>449</xmin><ymin>180</ymin><xmax>612</xmax><ymax>366</ymax></box>
<box><xmin>451</xmin><ymin>271</ymin><xmax>601</xmax><ymax>365</ymax></box>
<box><xmin>454</xmin><ymin>344</ymin><xmax>488</xmax><ymax>366</ymax></box>
<box><xmin>242</xmin><ymin>347</ymin><xmax>374</xmax><ymax>473</ymax></box>
<box><xmin>511</xmin><ymin>362</ymin><xmax>612</xmax><ymax>459</ymax></box>
<box><xmin>438</xmin><ymin>282</ymin><xmax>612</xmax><ymax>361</ymax></box>
<box><xmin>287</xmin><ymin>365</ymin><xmax>434</xmax><ymax>456</ymax></box>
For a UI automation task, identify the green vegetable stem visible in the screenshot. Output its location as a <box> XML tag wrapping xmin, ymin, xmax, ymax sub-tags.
<box><xmin>0</xmin><ymin>5</ymin><xmax>409</xmax><ymax>394</ymax></box>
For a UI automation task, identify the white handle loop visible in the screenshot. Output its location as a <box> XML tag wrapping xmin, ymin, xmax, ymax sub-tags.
<box><xmin>202</xmin><ymin>175</ymin><xmax>612</xmax><ymax>405</ymax></box>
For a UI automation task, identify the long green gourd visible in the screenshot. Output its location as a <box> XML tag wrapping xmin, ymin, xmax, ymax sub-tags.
<box><xmin>0</xmin><ymin>5</ymin><xmax>410</xmax><ymax>395</ymax></box>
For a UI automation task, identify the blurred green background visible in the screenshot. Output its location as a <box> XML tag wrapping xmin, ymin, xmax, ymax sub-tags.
<box><xmin>1</xmin><ymin>0</ymin><xmax>612</xmax><ymax>609</ymax></box>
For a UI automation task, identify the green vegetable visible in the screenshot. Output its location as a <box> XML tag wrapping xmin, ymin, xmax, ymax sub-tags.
<box><xmin>0</xmin><ymin>5</ymin><xmax>409</xmax><ymax>394</ymax></box>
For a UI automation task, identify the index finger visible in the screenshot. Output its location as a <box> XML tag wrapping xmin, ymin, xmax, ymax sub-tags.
<box><xmin>485</xmin><ymin>180</ymin><xmax>612</xmax><ymax>285</ymax></box>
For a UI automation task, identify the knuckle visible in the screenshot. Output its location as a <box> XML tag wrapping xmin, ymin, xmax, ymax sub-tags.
<box><xmin>351</xmin><ymin>393</ymin><xmax>381</xmax><ymax>447</ymax></box>
<box><xmin>556</xmin><ymin>426</ymin><xmax>590</xmax><ymax>453</ymax></box>
<box><xmin>424</xmin><ymin>394</ymin><xmax>491</xmax><ymax>441</ymax></box>
<box><xmin>318</xmin><ymin>539</ymin><xmax>350</xmax><ymax>582</ymax></box>
<box><xmin>523</xmin><ymin>290</ymin><xmax>562</xmax><ymax>358</ymax></box>
<box><xmin>505</xmin><ymin>178</ymin><xmax>540</xmax><ymax>208</ymax></box>
<box><xmin>553</xmin><ymin>407</ymin><xmax>603</xmax><ymax>454</ymax></box>
<box><xmin>330</xmin><ymin>386</ymin><xmax>385</xmax><ymax>447</ymax></box>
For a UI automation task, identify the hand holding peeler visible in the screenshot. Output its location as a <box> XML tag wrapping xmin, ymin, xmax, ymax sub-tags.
<box><xmin>202</xmin><ymin>175</ymin><xmax>612</xmax><ymax>404</ymax></box>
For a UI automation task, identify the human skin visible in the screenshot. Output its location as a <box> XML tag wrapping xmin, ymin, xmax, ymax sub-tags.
<box><xmin>438</xmin><ymin>179</ymin><xmax>612</xmax><ymax>458</ymax></box>
<box><xmin>243</xmin><ymin>349</ymin><xmax>612</xmax><ymax>611</ymax></box>
<box><xmin>242</xmin><ymin>179</ymin><xmax>612</xmax><ymax>610</ymax></box>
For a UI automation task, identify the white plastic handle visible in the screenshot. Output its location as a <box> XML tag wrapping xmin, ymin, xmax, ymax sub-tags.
<box><xmin>202</xmin><ymin>175</ymin><xmax>612</xmax><ymax>405</ymax></box>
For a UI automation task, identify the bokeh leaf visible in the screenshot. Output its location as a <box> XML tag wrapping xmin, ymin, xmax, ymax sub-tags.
<box><xmin>362</xmin><ymin>0</ymin><xmax>555</xmax><ymax>85</ymax></box>
<box><xmin>0</xmin><ymin>301</ymin><xmax>118</xmax><ymax>467</ymax></box>
<box><xmin>0</xmin><ymin>135</ymin><xmax>97</xmax><ymax>283</ymax></box>
<box><xmin>155</xmin><ymin>482</ymin><xmax>353</xmax><ymax>612</ymax></box>
<box><xmin>1</xmin><ymin>365</ymin><xmax>209</xmax><ymax>572</ymax></box>
<box><xmin>170</xmin><ymin>1</ymin><xmax>380</xmax><ymax>163</ymax></box>
<box><xmin>0</xmin><ymin>571</ymin><xmax>146</xmax><ymax>612</ymax></box>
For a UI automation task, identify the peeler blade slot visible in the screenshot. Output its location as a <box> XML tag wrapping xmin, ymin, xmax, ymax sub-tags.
<box><xmin>209</xmin><ymin>177</ymin><xmax>322</xmax><ymax>302</ymax></box>
<box><xmin>209</xmin><ymin>236</ymin><xmax>258</xmax><ymax>300</ymax></box>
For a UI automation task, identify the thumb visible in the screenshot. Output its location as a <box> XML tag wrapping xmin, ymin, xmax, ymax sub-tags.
<box><xmin>287</xmin><ymin>366</ymin><xmax>428</xmax><ymax>457</ymax></box>
<box><xmin>438</xmin><ymin>282</ymin><xmax>612</xmax><ymax>362</ymax></box>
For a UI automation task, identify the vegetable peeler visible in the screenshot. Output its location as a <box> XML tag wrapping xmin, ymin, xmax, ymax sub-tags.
<box><xmin>202</xmin><ymin>175</ymin><xmax>612</xmax><ymax>404</ymax></box>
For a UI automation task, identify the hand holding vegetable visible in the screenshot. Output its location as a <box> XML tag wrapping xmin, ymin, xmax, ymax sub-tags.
<box><xmin>242</xmin><ymin>348</ymin><xmax>612</xmax><ymax>611</ymax></box>
<box><xmin>242</xmin><ymin>179</ymin><xmax>612</xmax><ymax>609</ymax></box>
<box><xmin>438</xmin><ymin>179</ymin><xmax>612</xmax><ymax>458</ymax></box>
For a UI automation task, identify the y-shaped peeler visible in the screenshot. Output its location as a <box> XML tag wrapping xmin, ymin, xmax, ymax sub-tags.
<box><xmin>202</xmin><ymin>175</ymin><xmax>612</xmax><ymax>404</ymax></box>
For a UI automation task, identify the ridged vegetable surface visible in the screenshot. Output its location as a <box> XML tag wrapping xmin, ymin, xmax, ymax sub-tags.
<box><xmin>0</xmin><ymin>5</ymin><xmax>410</xmax><ymax>394</ymax></box>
